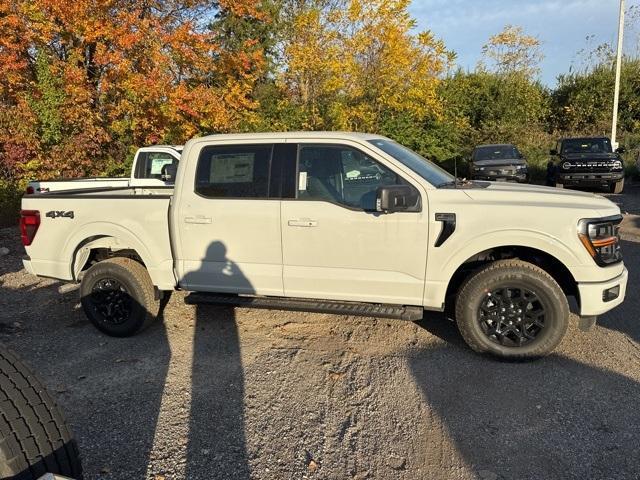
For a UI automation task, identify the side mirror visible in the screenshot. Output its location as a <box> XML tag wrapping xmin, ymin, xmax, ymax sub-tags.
<box><xmin>549</xmin><ymin>149</ymin><xmax>558</xmax><ymax>156</ymax></box>
<box><xmin>616</xmin><ymin>146</ymin><xmax>626</xmax><ymax>154</ymax></box>
<box><xmin>161</xmin><ymin>164</ymin><xmax>178</xmax><ymax>183</ymax></box>
<box><xmin>376</xmin><ymin>185</ymin><xmax>420</xmax><ymax>213</ymax></box>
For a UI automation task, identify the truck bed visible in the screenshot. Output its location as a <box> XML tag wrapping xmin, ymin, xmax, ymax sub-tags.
<box><xmin>21</xmin><ymin>186</ymin><xmax>176</xmax><ymax>289</ymax></box>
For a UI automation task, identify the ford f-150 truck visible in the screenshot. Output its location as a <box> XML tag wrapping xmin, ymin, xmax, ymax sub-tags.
<box><xmin>20</xmin><ymin>132</ymin><xmax>628</xmax><ymax>359</ymax></box>
<box><xmin>25</xmin><ymin>145</ymin><xmax>182</xmax><ymax>194</ymax></box>
<box><xmin>551</xmin><ymin>137</ymin><xmax>625</xmax><ymax>193</ymax></box>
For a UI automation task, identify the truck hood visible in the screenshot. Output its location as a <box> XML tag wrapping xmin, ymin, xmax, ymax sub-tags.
<box><xmin>464</xmin><ymin>182</ymin><xmax>620</xmax><ymax>217</ymax></box>
<box><xmin>472</xmin><ymin>158</ymin><xmax>526</xmax><ymax>167</ymax></box>
<box><xmin>561</xmin><ymin>152</ymin><xmax>618</xmax><ymax>161</ymax></box>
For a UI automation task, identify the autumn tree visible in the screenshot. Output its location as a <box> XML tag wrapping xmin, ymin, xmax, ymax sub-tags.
<box><xmin>0</xmin><ymin>0</ymin><xmax>269</xmax><ymax>181</ymax></box>
<box><xmin>272</xmin><ymin>0</ymin><xmax>453</xmax><ymax>131</ymax></box>
<box><xmin>480</xmin><ymin>25</ymin><xmax>543</xmax><ymax>78</ymax></box>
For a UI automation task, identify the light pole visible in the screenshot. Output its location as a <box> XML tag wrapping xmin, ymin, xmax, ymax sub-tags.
<box><xmin>611</xmin><ymin>0</ymin><xmax>625</xmax><ymax>150</ymax></box>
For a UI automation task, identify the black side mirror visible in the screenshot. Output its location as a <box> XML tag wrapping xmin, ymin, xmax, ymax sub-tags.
<box><xmin>616</xmin><ymin>146</ymin><xmax>626</xmax><ymax>154</ymax></box>
<box><xmin>550</xmin><ymin>149</ymin><xmax>558</xmax><ymax>156</ymax></box>
<box><xmin>376</xmin><ymin>185</ymin><xmax>420</xmax><ymax>213</ymax></box>
<box><xmin>161</xmin><ymin>164</ymin><xmax>178</xmax><ymax>182</ymax></box>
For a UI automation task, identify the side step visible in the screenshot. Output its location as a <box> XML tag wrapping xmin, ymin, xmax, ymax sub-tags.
<box><xmin>185</xmin><ymin>293</ymin><xmax>424</xmax><ymax>321</ymax></box>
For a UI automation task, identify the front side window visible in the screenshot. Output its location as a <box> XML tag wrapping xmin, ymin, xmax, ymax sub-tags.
<box><xmin>195</xmin><ymin>145</ymin><xmax>272</xmax><ymax>198</ymax></box>
<box><xmin>298</xmin><ymin>144</ymin><xmax>407</xmax><ymax>210</ymax></box>
<box><xmin>135</xmin><ymin>151</ymin><xmax>179</xmax><ymax>179</ymax></box>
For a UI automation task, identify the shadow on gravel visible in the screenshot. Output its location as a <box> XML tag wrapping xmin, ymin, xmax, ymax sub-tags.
<box><xmin>409</xmin><ymin>317</ymin><xmax>640</xmax><ymax>479</ymax></box>
<box><xmin>598</xmin><ymin>240</ymin><xmax>640</xmax><ymax>343</ymax></box>
<box><xmin>183</xmin><ymin>241</ymin><xmax>251</xmax><ymax>479</ymax></box>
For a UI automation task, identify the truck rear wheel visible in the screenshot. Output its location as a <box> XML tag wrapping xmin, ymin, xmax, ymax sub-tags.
<box><xmin>455</xmin><ymin>260</ymin><xmax>569</xmax><ymax>360</ymax></box>
<box><xmin>0</xmin><ymin>345</ymin><xmax>82</xmax><ymax>480</ymax></box>
<box><xmin>609</xmin><ymin>178</ymin><xmax>624</xmax><ymax>194</ymax></box>
<box><xmin>80</xmin><ymin>257</ymin><xmax>159</xmax><ymax>337</ymax></box>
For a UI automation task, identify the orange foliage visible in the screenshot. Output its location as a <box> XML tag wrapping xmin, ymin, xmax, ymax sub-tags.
<box><xmin>0</xmin><ymin>0</ymin><xmax>266</xmax><ymax>179</ymax></box>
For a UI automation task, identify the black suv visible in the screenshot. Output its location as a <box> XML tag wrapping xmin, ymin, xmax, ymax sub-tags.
<box><xmin>469</xmin><ymin>144</ymin><xmax>528</xmax><ymax>183</ymax></box>
<box><xmin>551</xmin><ymin>137</ymin><xmax>625</xmax><ymax>193</ymax></box>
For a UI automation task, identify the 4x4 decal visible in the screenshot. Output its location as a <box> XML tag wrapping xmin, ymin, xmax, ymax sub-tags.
<box><xmin>46</xmin><ymin>210</ymin><xmax>74</xmax><ymax>219</ymax></box>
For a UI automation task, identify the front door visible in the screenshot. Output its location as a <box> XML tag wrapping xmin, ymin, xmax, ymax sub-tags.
<box><xmin>281</xmin><ymin>143</ymin><xmax>429</xmax><ymax>305</ymax></box>
<box><xmin>176</xmin><ymin>143</ymin><xmax>283</xmax><ymax>295</ymax></box>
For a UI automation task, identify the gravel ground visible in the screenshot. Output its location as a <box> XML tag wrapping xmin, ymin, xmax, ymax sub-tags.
<box><xmin>1</xmin><ymin>187</ymin><xmax>640</xmax><ymax>480</ymax></box>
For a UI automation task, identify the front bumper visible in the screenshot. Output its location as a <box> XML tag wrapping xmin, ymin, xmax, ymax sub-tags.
<box><xmin>557</xmin><ymin>171</ymin><xmax>624</xmax><ymax>186</ymax></box>
<box><xmin>577</xmin><ymin>267</ymin><xmax>628</xmax><ymax>316</ymax></box>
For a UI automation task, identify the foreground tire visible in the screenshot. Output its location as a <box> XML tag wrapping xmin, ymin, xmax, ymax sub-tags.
<box><xmin>0</xmin><ymin>345</ymin><xmax>82</xmax><ymax>480</ymax></box>
<box><xmin>80</xmin><ymin>257</ymin><xmax>159</xmax><ymax>337</ymax></box>
<box><xmin>609</xmin><ymin>178</ymin><xmax>624</xmax><ymax>194</ymax></box>
<box><xmin>455</xmin><ymin>260</ymin><xmax>569</xmax><ymax>360</ymax></box>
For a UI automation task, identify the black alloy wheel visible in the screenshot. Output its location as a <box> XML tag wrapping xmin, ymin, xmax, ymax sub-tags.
<box><xmin>478</xmin><ymin>286</ymin><xmax>546</xmax><ymax>347</ymax></box>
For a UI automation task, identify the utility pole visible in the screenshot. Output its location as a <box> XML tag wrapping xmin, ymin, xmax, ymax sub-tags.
<box><xmin>611</xmin><ymin>0</ymin><xmax>625</xmax><ymax>150</ymax></box>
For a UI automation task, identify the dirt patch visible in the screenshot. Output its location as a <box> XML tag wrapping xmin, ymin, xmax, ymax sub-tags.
<box><xmin>1</xmin><ymin>201</ymin><xmax>640</xmax><ymax>479</ymax></box>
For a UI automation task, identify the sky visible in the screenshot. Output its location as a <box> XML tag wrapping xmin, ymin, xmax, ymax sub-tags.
<box><xmin>409</xmin><ymin>0</ymin><xmax>639</xmax><ymax>86</ymax></box>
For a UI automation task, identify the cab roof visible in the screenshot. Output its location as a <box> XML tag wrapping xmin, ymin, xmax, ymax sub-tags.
<box><xmin>197</xmin><ymin>131</ymin><xmax>388</xmax><ymax>142</ymax></box>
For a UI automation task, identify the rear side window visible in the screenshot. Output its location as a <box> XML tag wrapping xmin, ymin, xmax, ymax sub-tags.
<box><xmin>195</xmin><ymin>145</ymin><xmax>272</xmax><ymax>198</ymax></box>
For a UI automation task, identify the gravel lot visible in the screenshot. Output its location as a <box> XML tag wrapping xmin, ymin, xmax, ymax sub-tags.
<box><xmin>2</xmin><ymin>186</ymin><xmax>640</xmax><ymax>480</ymax></box>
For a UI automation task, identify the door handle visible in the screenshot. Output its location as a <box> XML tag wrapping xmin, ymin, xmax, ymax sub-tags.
<box><xmin>288</xmin><ymin>219</ymin><xmax>318</xmax><ymax>227</ymax></box>
<box><xmin>184</xmin><ymin>216</ymin><xmax>212</xmax><ymax>224</ymax></box>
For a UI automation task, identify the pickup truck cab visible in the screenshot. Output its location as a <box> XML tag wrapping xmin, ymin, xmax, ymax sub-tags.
<box><xmin>20</xmin><ymin>132</ymin><xmax>628</xmax><ymax>359</ymax></box>
<box><xmin>551</xmin><ymin>137</ymin><xmax>625</xmax><ymax>193</ymax></box>
<box><xmin>25</xmin><ymin>145</ymin><xmax>182</xmax><ymax>194</ymax></box>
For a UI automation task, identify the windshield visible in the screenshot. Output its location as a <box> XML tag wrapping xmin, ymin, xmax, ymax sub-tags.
<box><xmin>472</xmin><ymin>145</ymin><xmax>519</xmax><ymax>161</ymax></box>
<box><xmin>561</xmin><ymin>138</ymin><xmax>612</xmax><ymax>154</ymax></box>
<box><xmin>367</xmin><ymin>139</ymin><xmax>454</xmax><ymax>187</ymax></box>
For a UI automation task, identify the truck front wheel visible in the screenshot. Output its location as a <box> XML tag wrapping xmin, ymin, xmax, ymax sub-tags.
<box><xmin>609</xmin><ymin>178</ymin><xmax>624</xmax><ymax>194</ymax></box>
<box><xmin>455</xmin><ymin>260</ymin><xmax>569</xmax><ymax>359</ymax></box>
<box><xmin>80</xmin><ymin>257</ymin><xmax>159</xmax><ymax>337</ymax></box>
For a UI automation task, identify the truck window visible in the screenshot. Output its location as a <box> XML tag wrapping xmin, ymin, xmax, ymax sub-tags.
<box><xmin>135</xmin><ymin>152</ymin><xmax>178</xmax><ymax>179</ymax></box>
<box><xmin>297</xmin><ymin>144</ymin><xmax>405</xmax><ymax>210</ymax></box>
<box><xmin>195</xmin><ymin>144</ymin><xmax>272</xmax><ymax>198</ymax></box>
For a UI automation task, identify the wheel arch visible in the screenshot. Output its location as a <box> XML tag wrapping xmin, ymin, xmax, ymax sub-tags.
<box><xmin>442</xmin><ymin>245</ymin><xmax>579</xmax><ymax>315</ymax></box>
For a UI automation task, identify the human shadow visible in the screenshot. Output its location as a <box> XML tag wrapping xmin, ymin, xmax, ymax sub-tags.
<box><xmin>407</xmin><ymin>321</ymin><xmax>640</xmax><ymax>478</ymax></box>
<box><xmin>182</xmin><ymin>241</ymin><xmax>252</xmax><ymax>479</ymax></box>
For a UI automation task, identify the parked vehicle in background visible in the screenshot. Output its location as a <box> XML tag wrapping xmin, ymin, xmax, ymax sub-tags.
<box><xmin>551</xmin><ymin>137</ymin><xmax>625</xmax><ymax>194</ymax></box>
<box><xmin>26</xmin><ymin>145</ymin><xmax>182</xmax><ymax>194</ymax></box>
<box><xmin>20</xmin><ymin>132</ymin><xmax>627</xmax><ymax>360</ymax></box>
<box><xmin>469</xmin><ymin>144</ymin><xmax>528</xmax><ymax>183</ymax></box>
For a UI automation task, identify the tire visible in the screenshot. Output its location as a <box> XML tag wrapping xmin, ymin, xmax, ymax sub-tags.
<box><xmin>609</xmin><ymin>178</ymin><xmax>624</xmax><ymax>194</ymax></box>
<box><xmin>0</xmin><ymin>345</ymin><xmax>82</xmax><ymax>480</ymax></box>
<box><xmin>80</xmin><ymin>257</ymin><xmax>159</xmax><ymax>337</ymax></box>
<box><xmin>455</xmin><ymin>260</ymin><xmax>569</xmax><ymax>360</ymax></box>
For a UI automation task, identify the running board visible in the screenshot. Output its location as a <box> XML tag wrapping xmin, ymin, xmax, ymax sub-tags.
<box><xmin>185</xmin><ymin>293</ymin><xmax>424</xmax><ymax>321</ymax></box>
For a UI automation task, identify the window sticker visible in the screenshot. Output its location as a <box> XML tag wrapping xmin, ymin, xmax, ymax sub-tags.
<box><xmin>210</xmin><ymin>154</ymin><xmax>254</xmax><ymax>183</ymax></box>
<box><xmin>298</xmin><ymin>171</ymin><xmax>308</xmax><ymax>191</ymax></box>
<box><xmin>149</xmin><ymin>157</ymin><xmax>174</xmax><ymax>175</ymax></box>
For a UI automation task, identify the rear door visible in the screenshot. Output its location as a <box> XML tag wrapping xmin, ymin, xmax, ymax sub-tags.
<box><xmin>281</xmin><ymin>141</ymin><xmax>429</xmax><ymax>305</ymax></box>
<box><xmin>175</xmin><ymin>141</ymin><xmax>292</xmax><ymax>295</ymax></box>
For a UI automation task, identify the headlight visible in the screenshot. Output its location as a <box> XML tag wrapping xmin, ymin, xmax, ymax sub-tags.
<box><xmin>516</xmin><ymin>165</ymin><xmax>527</xmax><ymax>171</ymax></box>
<box><xmin>612</xmin><ymin>160</ymin><xmax>622</xmax><ymax>169</ymax></box>
<box><xmin>562</xmin><ymin>162</ymin><xmax>572</xmax><ymax>170</ymax></box>
<box><xmin>578</xmin><ymin>216</ymin><xmax>623</xmax><ymax>266</ymax></box>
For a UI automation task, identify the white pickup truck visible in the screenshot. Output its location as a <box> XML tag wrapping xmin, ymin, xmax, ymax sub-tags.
<box><xmin>20</xmin><ymin>132</ymin><xmax>628</xmax><ymax>359</ymax></box>
<box><xmin>25</xmin><ymin>145</ymin><xmax>182</xmax><ymax>194</ymax></box>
